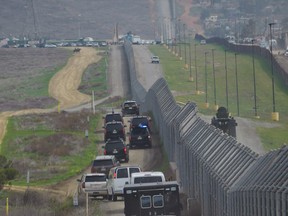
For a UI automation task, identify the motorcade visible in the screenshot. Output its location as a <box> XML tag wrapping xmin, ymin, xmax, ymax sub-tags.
<box><xmin>123</xmin><ymin>181</ymin><xmax>182</xmax><ymax>216</ymax></box>
<box><xmin>151</xmin><ymin>56</ymin><xmax>160</xmax><ymax>63</ymax></box>
<box><xmin>128</xmin><ymin>115</ymin><xmax>152</xmax><ymax>132</ymax></box>
<box><xmin>90</xmin><ymin>155</ymin><xmax>120</xmax><ymax>176</ymax></box>
<box><xmin>103</xmin><ymin>138</ymin><xmax>129</xmax><ymax>162</ymax></box>
<box><xmin>77</xmin><ymin>173</ymin><xmax>107</xmax><ymax>199</ymax></box>
<box><xmin>106</xmin><ymin>165</ymin><xmax>141</xmax><ymax>201</ymax></box>
<box><xmin>103</xmin><ymin>121</ymin><xmax>126</xmax><ymax>142</ymax></box>
<box><xmin>131</xmin><ymin>171</ymin><xmax>165</xmax><ymax>184</ymax></box>
<box><xmin>121</xmin><ymin>100</ymin><xmax>140</xmax><ymax>116</ymax></box>
<box><xmin>129</xmin><ymin>125</ymin><xmax>152</xmax><ymax>148</ymax></box>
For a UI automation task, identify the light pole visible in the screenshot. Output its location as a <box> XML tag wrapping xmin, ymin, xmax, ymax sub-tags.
<box><xmin>78</xmin><ymin>14</ymin><xmax>82</xmax><ymax>39</ymax></box>
<box><xmin>211</xmin><ymin>49</ymin><xmax>218</xmax><ymax>110</ymax></box>
<box><xmin>269</xmin><ymin>22</ymin><xmax>278</xmax><ymax>121</ymax></box>
<box><xmin>234</xmin><ymin>53</ymin><xmax>240</xmax><ymax>116</ymax></box>
<box><xmin>183</xmin><ymin>23</ymin><xmax>188</xmax><ymax>68</ymax></box>
<box><xmin>195</xmin><ymin>44</ymin><xmax>199</xmax><ymax>94</ymax></box>
<box><xmin>251</xmin><ymin>39</ymin><xmax>259</xmax><ymax>118</ymax></box>
<box><xmin>178</xmin><ymin>19</ymin><xmax>182</xmax><ymax>59</ymax></box>
<box><xmin>189</xmin><ymin>34</ymin><xmax>193</xmax><ymax>81</ymax></box>
<box><xmin>224</xmin><ymin>50</ymin><xmax>229</xmax><ymax>111</ymax></box>
<box><xmin>205</xmin><ymin>51</ymin><xmax>209</xmax><ymax>108</ymax></box>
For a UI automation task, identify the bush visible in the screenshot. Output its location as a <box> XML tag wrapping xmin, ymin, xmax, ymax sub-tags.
<box><xmin>0</xmin><ymin>155</ymin><xmax>18</xmax><ymax>189</ymax></box>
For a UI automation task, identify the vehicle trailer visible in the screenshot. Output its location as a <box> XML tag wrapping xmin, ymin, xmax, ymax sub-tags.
<box><xmin>123</xmin><ymin>181</ymin><xmax>181</xmax><ymax>216</ymax></box>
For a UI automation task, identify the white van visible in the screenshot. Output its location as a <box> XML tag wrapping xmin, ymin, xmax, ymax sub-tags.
<box><xmin>131</xmin><ymin>171</ymin><xmax>166</xmax><ymax>184</ymax></box>
<box><xmin>107</xmin><ymin>165</ymin><xmax>141</xmax><ymax>201</ymax></box>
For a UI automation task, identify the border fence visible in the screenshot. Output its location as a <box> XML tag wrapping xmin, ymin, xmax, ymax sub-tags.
<box><xmin>124</xmin><ymin>41</ymin><xmax>288</xmax><ymax>216</ymax></box>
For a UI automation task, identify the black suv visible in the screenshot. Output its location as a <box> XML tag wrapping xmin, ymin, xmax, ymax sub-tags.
<box><xmin>103</xmin><ymin>112</ymin><xmax>123</xmax><ymax>124</ymax></box>
<box><xmin>129</xmin><ymin>126</ymin><xmax>152</xmax><ymax>148</ymax></box>
<box><xmin>121</xmin><ymin>100</ymin><xmax>140</xmax><ymax>116</ymax></box>
<box><xmin>91</xmin><ymin>155</ymin><xmax>120</xmax><ymax>176</ymax></box>
<box><xmin>103</xmin><ymin>138</ymin><xmax>129</xmax><ymax>162</ymax></box>
<box><xmin>103</xmin><ymin>121</ymin><xmax>126</xmax><ymax>142</ymax></box>
<box><xmin>129</xmin><ymin>115</ymin><xmax>152</xmax><ymax>132</ymax></box>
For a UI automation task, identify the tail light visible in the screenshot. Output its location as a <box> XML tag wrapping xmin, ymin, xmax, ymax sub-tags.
<box><xmin>104</xmin><ymin>149</ymin><xmax>107</xmax><ymax>155</ymax></box>
<box><xmin>82</xmin><ymin>182</ymin><xmax>85</xmax><ymax>188</ymax></box>
<box><xmin>113</xmin><ymin>172</ymin><xmax>117</xmax><ymax>179</ymax></box>
<box><xmin>124</xmin><ymin>147</ymin><xmax>127</xmax><ymax>154</ymax></box>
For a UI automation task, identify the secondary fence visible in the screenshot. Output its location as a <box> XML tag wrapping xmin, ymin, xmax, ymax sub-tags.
<box><xmin>124</xmin><ymin>41</ymin><xmax>288</xmax><ymax>216</ymax></box>
<box><xmin>195</xmin><ymin>34</ymin><xmax>288</xmax><ymax>86</ymax></box>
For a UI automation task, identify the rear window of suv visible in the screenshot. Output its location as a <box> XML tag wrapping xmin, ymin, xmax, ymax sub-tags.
<box><xmin>93</xmin><ymin>159</ymin><xmax>114</xmax><ymax>166</ymax></box>
<box><xmin>131</xmin><ymin>127</ymin><xmax>148</xmax><ymax>135</ymax></box>
<box><xmin>124</xmin><ymin>102</ymin><xmax>136</xmax><ymax>107</ymax></box>
<box><xmin>105</xmin><ymin>142</ymin><xmax>124</xmax><ymax>151</ymax></box>
<box><xmin>131</xmin><ymin>117</ymin><xmax>148</xmax><ymax>126</ymax></box>
<box><xmin>105</xmin><ymin>123</ymin><xmax>123</xmax><ymax>131</ymax></box>
<box><xmin>105</xmin><ymin>114</ymin><xmax>123</xmax><ymax>123</ymax></box>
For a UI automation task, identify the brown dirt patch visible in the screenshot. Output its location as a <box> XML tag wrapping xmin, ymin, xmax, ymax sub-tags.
<box><xmin>0</xmin><ymin>47</ymin><xmax>101</xmax><ymax>146</ymax></box>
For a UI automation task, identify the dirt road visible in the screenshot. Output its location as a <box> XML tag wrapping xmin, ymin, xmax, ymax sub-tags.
<box><xmin>0</xmin><ymin>47</ymin><xmax>100</xmax><ymax>146</ymax></box>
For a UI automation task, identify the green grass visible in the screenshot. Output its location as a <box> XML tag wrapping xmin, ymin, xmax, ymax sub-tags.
<box><xmin>79</xmin><ymin>50</ymin><xmax>109</xmax><ymax>99</ymax></box>
<box><xmin>1</xmin><ymin>114</ymin><xmax>102</xmax><ymax>186</ymax></box>
<box><xmin>149</xmin><ymin>42</ymin><xmax>288</xmax><ymax>150</ymax></box>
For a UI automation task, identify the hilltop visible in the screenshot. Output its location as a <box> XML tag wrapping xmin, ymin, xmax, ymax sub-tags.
<box><xmin>0</xmin><ymin>0</ymin><xmax>156</xmax><ymax>40</ymax></box>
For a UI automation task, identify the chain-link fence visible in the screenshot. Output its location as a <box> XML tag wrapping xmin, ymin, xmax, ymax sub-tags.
<box><xmin>124</xmin><ymin>41</ymin><xmax>288</xmax><ymax>216</ymax></box>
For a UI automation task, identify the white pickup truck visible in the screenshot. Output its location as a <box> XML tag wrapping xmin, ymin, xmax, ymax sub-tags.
<box><xmin>77</xmin><ymin>173</ymin><xmax>107</xmax><ymax>199</ymax></box>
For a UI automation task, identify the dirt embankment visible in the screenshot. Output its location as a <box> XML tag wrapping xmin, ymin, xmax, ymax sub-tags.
<box><xmin>0</xmin><ymin>47</ymin><xmax>100</xmax><ymax>146</ymax></box>
<box><xmin>177</xmin><ymin>0</ymin><xmax>204</xmax><ymax>34</ymax></box>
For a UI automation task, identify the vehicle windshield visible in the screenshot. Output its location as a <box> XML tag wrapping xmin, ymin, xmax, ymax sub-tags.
<box><xmin>85</xmin><ymin>175</ymin><xmax>106</xmax><ymax>182</ymax></box>
<box><xmin>93</xmin><ymin>159</ymin><xmax>113</xmax><ymax>166</ymax></box>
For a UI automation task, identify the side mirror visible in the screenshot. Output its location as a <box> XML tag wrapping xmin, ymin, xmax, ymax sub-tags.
<box><xmin>102</xmin><ymin>146</ymin><xmax>105</xmax><ymax>149</ymax></box>
<box><xmin>77</xmin><ymin>179</ymin><xmax>81</xmax><ymax>182</ymax></box>
<box><xmin>124</xmin><ymin>125</ymin><xmax>127</xmax><ymax>127</ymax></box>
<box><xmin>102</xmin><ymin>126</ymin><xmax>105</xmax><ymax>128</ymax></box>
<box><xmin>127</xmin><ymin>132</ymin><xmax>130</xmax><ymax>135</ymax></box>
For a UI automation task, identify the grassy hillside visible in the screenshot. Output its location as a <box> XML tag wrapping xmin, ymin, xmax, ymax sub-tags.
<box><xmin>0</xmin><ymin>0</ymin><xmax>155</xmax><ymax>40</ymax></box>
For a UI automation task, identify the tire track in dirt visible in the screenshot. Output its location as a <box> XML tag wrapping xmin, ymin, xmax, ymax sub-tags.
<box><xmin>0</xmin><ymin>47</ymin><xmax>100</xmax><ymax>146</ymax></box>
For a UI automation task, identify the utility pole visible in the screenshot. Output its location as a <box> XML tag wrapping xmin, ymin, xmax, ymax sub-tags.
<box><xmin>205</xmin><ymin>51</ymin><xmax>209</xmax><ymax>108</ymax></box>
<box><xmin>224</xmin><ymin>50</ymin><xmax>229</xmax><ymax>111</ymax></box>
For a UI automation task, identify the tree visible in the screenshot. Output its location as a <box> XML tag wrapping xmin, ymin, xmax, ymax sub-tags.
<box><xmin>0</xmin><ymin>155</ymin><xmax>18</xmax><ymax>190</ymax></box>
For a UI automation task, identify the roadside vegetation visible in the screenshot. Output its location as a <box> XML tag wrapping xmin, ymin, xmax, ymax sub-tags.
<box><xmin>1</xmin><ymin>111</ymin><xmax>101</xmax><ymax>186</ymax></box>
<box><xmin>0</xmin><ymin>48</ymin><xmax>71</xmax><ymax>111</ymax></box>
<box><xmin>79</xmin><ymin>48</ymin><xmax>109</xmax><ymax>100</ymax></box>
<box><xmin>149</xmin><ymin>42</ymin><xmax>288</xmax><ymax>150</ymax></box>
